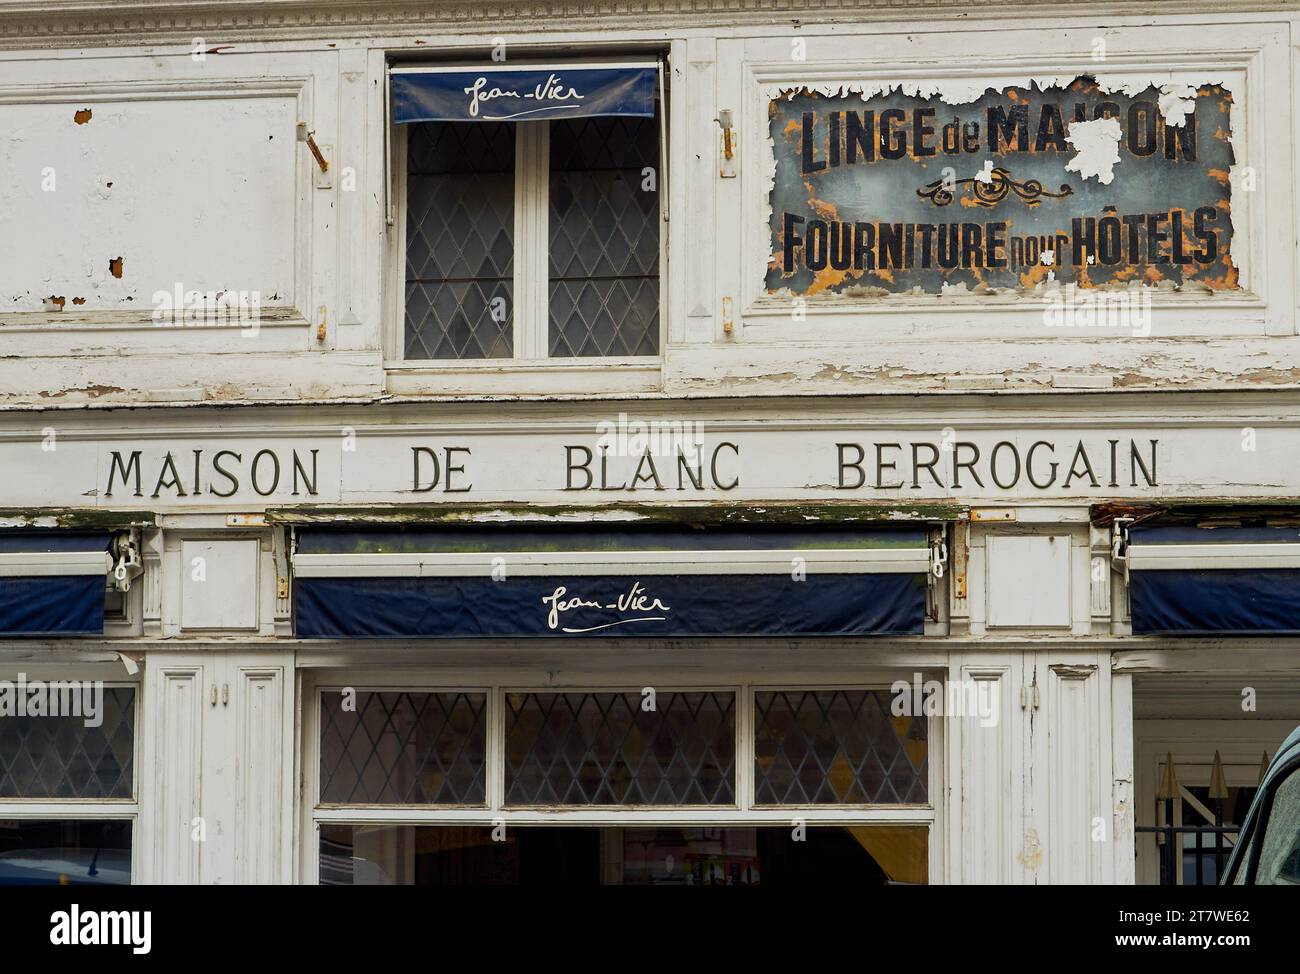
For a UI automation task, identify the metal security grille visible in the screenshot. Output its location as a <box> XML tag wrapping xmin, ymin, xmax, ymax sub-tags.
<box><xmin>753</xmin><ymin>690</ymin><xmax>928</xmax><ymax>805</ymax></box>
<box><xmin>548</xmin><ymin>115</ymin><xmax>660</xmax><ymax>357</ymax></box>
<box><xmin>405</xmin><ymin>122</ymin><xmax>515</xmax><ymax>359</ymax></box>
<box><xmin>319</xmin><ymin>691</ymin><xmax>487</xmax><ymax>805</ymax></box>
<box><xmin>503</xmin><ymin>691</ymin><xmax>735</xmax><ymax>805</ymax></box>
<box><xmin>0</xmin><ymin>686</ymin><xmax>134</xmax><ymax>799</ymax></box>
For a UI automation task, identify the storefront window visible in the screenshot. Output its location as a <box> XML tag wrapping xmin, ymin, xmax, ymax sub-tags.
<box><xmin>753</xmin><ymin>690</ymin><xmax>928</xmax><ymax>805</ymax></box>
<box><xmin>0</xmin><ymin>679</ymin><xmax>137</xmax><ymax>885</ymax></box>
<box><xmin>503</xmin><ymin>691</ymin><xmax>735</xmax><ymax>806</ymax></box>
<box><xmin>319</xmin><ymin>824</ymin><xmax>928</xmax><ymax>886</ymax></box>
<box><xmin>319</xmin><ymin>691</ymin><xmax>487</xmax><ymax>805</ymax></box>
<box><xmin>0</xmin><ymin>686</ymin><xmax>135</xmax><ymax>799</ymax></box>
<box><xmin>0</xmin><ymin>819</ymin><xmax>131</xmax><ymax>885</ymax></box>
<box><xmin>310</xmin><ymin>681</ymin><xmax>935</xmax><ymax>884</ymax></box>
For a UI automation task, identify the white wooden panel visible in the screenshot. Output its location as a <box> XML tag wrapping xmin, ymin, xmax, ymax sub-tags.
<box><xmin>0</xmin><ymin>92</ymin><xmax>297</xmax><ymax>312</ymax></box>
<box><xmin>232</xmin><ymin>663</ymin><xmax>288</xmax><ymax>884</ymax></box>
<box><xmin>146</xmin><ymin>663</ymin><xmax>204</xmax><ymax>885</ymax></box>
<box><xmin>1111</xmin><ymin>672</ymin><xmax>1136</xmax><ymax>885</ymax></box>
<box><xmin>953</xmin><ymin>661</ymin><xmax>1022</xmax><ymax>884</ymax></box>
<box><xmin>180</xmin><ymin>540</ymin><xmax>260</xmax><ymax>631</ymax></box>
<box><xmin>986</xmin><ymin>535</ymin><xmax>1071</xmax><ymax>628</ymax></box>
<box><xmin>1042</xmin><ymin>661</ymin><xmax>1103</xmax><ymax>883</ymax></box>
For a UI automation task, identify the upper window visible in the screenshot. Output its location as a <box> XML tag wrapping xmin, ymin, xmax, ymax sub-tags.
<box><xmin>394</xmin><ymin>62</ymin><xmax>663</xmax><ymax>363</ymax></box>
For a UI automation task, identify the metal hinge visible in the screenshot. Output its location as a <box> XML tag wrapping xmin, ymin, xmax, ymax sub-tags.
<box><xmin>930</xmin><ymin>538</ymin><xmax>948</xmax><ymax>579</ymax></box>
<box><xmin>111</xmin><ymin>532</ymin><xmax>143</xmax><ymax>592</ymax></box>
<box><xmin>1111</xmin><ymin>516</ymin><xmax>1135</xmax><ymax>582</ymax></box>
<box><xmin>1020</xmin><ymin>682</ymin><xmax>1040</xmax><ymax>710</ymax></box>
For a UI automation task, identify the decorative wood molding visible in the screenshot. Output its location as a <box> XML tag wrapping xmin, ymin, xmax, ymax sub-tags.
<box><xmin>0</xmin><ymin>1</ymin><xmax>1291</xmax><ymax>50</ymax></box>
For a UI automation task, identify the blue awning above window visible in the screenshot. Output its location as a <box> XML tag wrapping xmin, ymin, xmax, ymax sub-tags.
<box><xmin>293</xmin><ymin>527</ymin><xmax>931</xmax><ymax>639</ymax></box>
<box><xmin>1127</xmin><ymin>524</ymin><xmax>1300</xmax><ymax>636</ymax></box>
<box><xmin>390</xmin><ymin>63</ymin><xmax>657</xmax><ymax>123</ymax></box>
<box><xmin>0</xmin><ymin>533</ymin><xmax>112</xmax><ymax>637</ymax></box>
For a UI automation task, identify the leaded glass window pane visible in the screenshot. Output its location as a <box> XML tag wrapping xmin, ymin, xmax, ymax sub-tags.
<box><xmin>405</xmin><ymin>122</ymin><xmax>515</xmax><ymax>360</ymax></box>
<box><xmin>504</xmin><ymin>691</ymin><xmax>734</xmax><ymax>806</ymax></box>
<box><xmin>753</xmin><ymin>690</ymin><xmax>928</xmax><ymax>805</ymax></box>
<box><xmin>548</xmin><ymin>115</ymin><xmax>660</xmax><ymax>357</ymax></box>
<box><xmin>319</xmin><ymin>691</ymin><xmax>487</xmax><ymax>805</ymax></box>
<box><xmin>0</xmin><ymin>686</ymin><xmax>135</xmax><ymax>799</ymax></box>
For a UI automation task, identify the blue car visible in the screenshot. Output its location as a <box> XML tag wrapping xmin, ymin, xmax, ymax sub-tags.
<box><xmin>1222</xmin><ymin>726</ymin><xmax>1300</xmax><ymax>885</ymax></box>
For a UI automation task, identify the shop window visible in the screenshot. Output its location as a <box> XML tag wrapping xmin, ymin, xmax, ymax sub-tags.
<box><xmin>753</xmin><ymin>690</ymin><xmax>928</xmax><ymax>805</ymax></box>
<box><xmin>547</xmin><ymin>116</ymin><xmax>660</xmax><ymax>357</ymax></box>
<box><xmin>0</xmin><ymin>819</ymin><xmax>132</xmax><ymax>885</ymax></box>
<box><xmin>318</xmin><ymin>691</ymin><xmax>487</xmax><ymax>805</ymax></box>
<box><xmin>405</xmin><ymin>123</ymin><xmax>516</xmax><ymax>359</ymax></box>
<box><xmin>0</xmin><ymin>686</ymin><xmax>135</xmax><ymax>800</ymax></box>
<box><xmin>310</xmin><ymin>680</ymin><xmax>935</xmax><ymax>884</ymax></box>
<box><xmin>402</xmin><ymin>113</ymin><xmax>661</xmax><ymax>362</ymax></box>
<box><xmin>319</xmin><ymin>824</ymin><xmax>928</xmax><ymax>886</ymax></box>
<box><xmin>503</xmin><ymin>691</ymin><xmax>735</xmax><ymax>806</ymax></box>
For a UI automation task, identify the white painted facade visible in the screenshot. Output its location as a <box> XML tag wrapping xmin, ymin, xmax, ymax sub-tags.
<box><xmin>1</xmin><ymin>0</ymin><xmax>1299</xmax><ymax>885</ymax></box>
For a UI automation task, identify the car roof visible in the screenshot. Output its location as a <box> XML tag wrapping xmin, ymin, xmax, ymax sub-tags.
<box><xmin>1264</xmin><ymin>725</ymin><xmax>1300</xmax><ymax>786</ymax></box>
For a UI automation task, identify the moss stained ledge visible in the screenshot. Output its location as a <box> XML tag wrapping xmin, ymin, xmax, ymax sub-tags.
<box><xmin>265</xmin><ymin>501</ymin><xmax>969</xmax><ymax>528</ymax></box>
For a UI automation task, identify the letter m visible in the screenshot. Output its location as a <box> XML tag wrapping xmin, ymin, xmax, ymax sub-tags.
<box><xmin>987</xmin><ymin>104</ymin><xmax>1029</xmax><ymax>152</ymax></box>
<box><xmin>102</xmin><ymin>911</ymin><xmax>131</xmax><ymax>945</ymax></box>
<box><xmin>106</xmin><ymin>451</ymin><xmax>143</xmax><ymax>497</ymax></box>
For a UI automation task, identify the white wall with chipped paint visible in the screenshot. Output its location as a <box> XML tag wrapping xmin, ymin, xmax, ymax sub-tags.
<box><xmin>0</xmin><ymin>7</ymin><xmax>1293</xmax><ymax>404</ymax></box>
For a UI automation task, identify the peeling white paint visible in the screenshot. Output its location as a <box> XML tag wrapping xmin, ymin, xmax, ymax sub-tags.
<box><xmin>1158</xmin><ymin>83</ymin><xmax>1198</xmax><ymax>128</ymax></box>
<box><xmin>1064</xmin><ymin>116</ymin><xmax>1122</xmax><ymax>185</ymax></box>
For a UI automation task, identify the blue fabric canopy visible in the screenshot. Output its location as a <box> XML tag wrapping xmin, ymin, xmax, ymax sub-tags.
<box><xmin>0</xmin><ymin>533</ymin><xmax>110</xmax><ymax>637</ymax></box>
<box><xmin>1128</xmin><ymin>524</ymin><xmax>1300</xmax><ymax>636</ymax></box>
<box><xmin>296</xmin><ymin>573</ymin><xmax>924</xmax><ymax>639</ymax></box>
<box><xmin>391</xmin><ymin>64</ymin><xmax>657</xmax><ymax>123</ymax></box>
<box><xmin>293</xmin><ymin>526</ymin><xmax>929</xmax><ymax>639</ymax></box>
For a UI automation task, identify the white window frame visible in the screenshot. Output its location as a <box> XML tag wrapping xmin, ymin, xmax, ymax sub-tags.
<box><xmin>0</xmin><ymin>666</ymin><xmax>142</xmax><ymax>884</ymax></box>
<box><xmin>383</xmin><ymin>58</ymin><xmax>669</xmax><ymax>395</ymax></box>
<box><xmin>300</xmin><ymin>668</ymin><xmax>940</xmax><ymax>884</ymax></box>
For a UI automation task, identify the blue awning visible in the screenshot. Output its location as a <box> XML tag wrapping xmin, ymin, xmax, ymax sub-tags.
<box><xmin>391</xmin><ymin>63</ymin><xmax>657</xmax><ymax>123</ymax></box>
<box><xmin>293</xmin><ymin>527</ymin><xmax>931</xmax><ymax>639</ymax></box>
<box><xmin>1127</xmin><ymin>524</ymin><xmax>1300</xmax><ymax>636</ymax></box>
<box><xmin>0</xmin><ymin>533</ymin><xmax>112</xmax><ymax>637</ymax></box>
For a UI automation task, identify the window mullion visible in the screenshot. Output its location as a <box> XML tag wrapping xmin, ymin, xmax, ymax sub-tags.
<box><xmin>514</xmin><ymin>121</ymin><xmax>550</xmax><ymax>360</ymax></box>
<box><xmin>738</xmin><ymin>683</ymin><xmax>752</xmax><ymax>812</ymax></box>
<box><xmin>488</xmin><ymin>685</ymin><xmax>504</xmax><ymax>812</ymax></box>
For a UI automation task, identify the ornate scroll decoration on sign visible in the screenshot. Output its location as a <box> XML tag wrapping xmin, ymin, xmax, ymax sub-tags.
<box><xmin>916</xmin><ymin>167</ymin><xmax>1073</xmax><ymax>208</ymax></box>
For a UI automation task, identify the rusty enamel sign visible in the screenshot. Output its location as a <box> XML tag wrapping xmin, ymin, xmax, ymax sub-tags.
<box><xmin>766</xmin><ymin>77</ymin><xmax>1236</xmax><ymax>296</ymax></box>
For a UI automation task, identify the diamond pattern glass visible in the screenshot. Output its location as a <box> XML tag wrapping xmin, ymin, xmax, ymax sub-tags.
<box><xmin>504</xmin><ymin>691</ymin><xmax>734</xmax><ymax>806</ymax></box>
<box><xmin>405</xmin><ymin>121</ymin><xmax>515</xmax><ymax>359</ymax></box>
<box><xmin>753</xmin><ymin>690</ymin><xmax>928</xmax><ymax>805</ymax></box>
<box><xmin>319</xmin><ymin>691</ymin><xmax>487</xmax><ymax>805</ymax></box>
<box><xmin>549</xmin><ymin>115</ymin><xmax>660</xmax><ymax>356</ymax></box>
<box><xmin>0</xmin><ymin>686</ymin><xmax>134</xmax><ymax>799</ymax></box>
